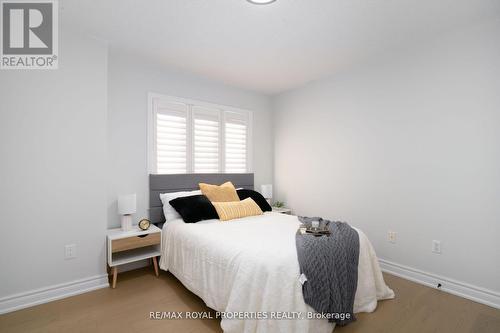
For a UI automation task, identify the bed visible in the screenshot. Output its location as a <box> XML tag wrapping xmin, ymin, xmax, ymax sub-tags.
<box><xmin>150</xmin><ymin>173</ymin><xmax>394</xmax><ymax>333</ymax></box>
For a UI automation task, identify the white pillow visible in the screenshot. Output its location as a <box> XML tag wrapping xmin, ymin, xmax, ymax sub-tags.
<box><xmin>160</xmin><ymin>190</ymin><xmax>201</xmax><ymax>222</ymax></box>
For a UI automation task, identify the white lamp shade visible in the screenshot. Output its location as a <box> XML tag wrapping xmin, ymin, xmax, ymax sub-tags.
<box><xmin>118</xmin><ymin>194</ymin><xmax>136</xmax><ymax>215</ymax></box>
<box><xmin>260</xmin><ymin>184</ymin><xmax>273</xmax><ymax>199</ymax></box>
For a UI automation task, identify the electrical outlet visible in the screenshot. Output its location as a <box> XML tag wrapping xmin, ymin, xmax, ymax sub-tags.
<box><xmin>388</xmin><ymin>231</ymin><xmax>397</xmax><ymax>243</ymax></box>
<box><xmin>432</xmin><ymin>240</ymin><xmax>441</xmax><ymax>254</ymax></box>
<box><xmin>65</xmin><ymin>244</ymin><xmax>77</xmax><ymax>259</ymax></box>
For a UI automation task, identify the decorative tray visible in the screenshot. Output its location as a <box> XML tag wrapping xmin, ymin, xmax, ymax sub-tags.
<box><xmin>299</xmin><ymin>225</ymin><xmax>331</xmax><ymax>236</ymax></box>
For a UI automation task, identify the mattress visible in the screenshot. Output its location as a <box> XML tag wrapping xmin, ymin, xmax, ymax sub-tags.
<box><xmin>159</xmin><ymin>212</ymin><xmax>394</xmax><ymax>333</ymax></box>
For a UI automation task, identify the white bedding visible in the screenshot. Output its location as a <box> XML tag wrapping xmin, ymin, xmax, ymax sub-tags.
<box><xmin>160</xmin><ymin>212</ymin><xmax>394</xmax><ymax>333</ymax></box>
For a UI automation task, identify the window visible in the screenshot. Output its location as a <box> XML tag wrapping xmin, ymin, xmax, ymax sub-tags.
<box><xmin>149</xmin><ymin>94</ymin><xmax>252</xmax><ymax>174</ymax></box>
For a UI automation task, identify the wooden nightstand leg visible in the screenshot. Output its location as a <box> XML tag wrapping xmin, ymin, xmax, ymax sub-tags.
<box><xmin>152</xmin><ymin>257</ymin><xmax>159</xmax><ymax>277</ymax></box>
<box><xmin>112</xmin><ymin>266</ymin><xmax>118</xmax><ymax>288</ymax></box>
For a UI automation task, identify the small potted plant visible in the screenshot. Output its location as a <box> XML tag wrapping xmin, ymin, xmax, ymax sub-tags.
<box><xmin>273</xmin><ymin>201</ymin><xmax>285</xmax><ymax>208</ymax></box>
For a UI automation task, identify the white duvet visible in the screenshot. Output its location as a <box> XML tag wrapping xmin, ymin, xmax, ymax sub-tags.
<box><xmin>160</xmin><ymin>212</ymin><xmax>394</xmax><ymax>333</ymax></box>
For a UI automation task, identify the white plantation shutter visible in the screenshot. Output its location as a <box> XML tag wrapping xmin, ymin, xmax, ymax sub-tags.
<box><xmin>149</xmin><ymin>95</ymin><xmax>252</xmax><ymax>174</ymax></box>
<box><xmin>154</xmin><ymin>100</ymin><xmax>189</xmax><ymax>174</ymax></box>
<box><xmin>193</xmin><ymin>106</ymin><xmax>220</xmax><ymax>173</ymax></box>
<box><xmin>224</xmin><ymin>111</ymin><xmax>248</xmax><ymax>173</ymax></box>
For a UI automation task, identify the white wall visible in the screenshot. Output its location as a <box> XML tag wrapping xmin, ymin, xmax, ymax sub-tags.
<box><xmin>0</xmin><ymin>31</ymin><xmax>273</xmax><ymax>307</ymax></box>
<box><xmin>272</xmin><ymin>19</ymin><xmax>500</xmax><ymax>293</ymax></box>
<box><xmin>107</xmin><ymin>49</ymin><xmax>273</xmax><ymax>228</ymax></box>
<box><xmin>0</xmin><ymin>30</ymin><xmax>108</xmax><ymax>299</ymax></box>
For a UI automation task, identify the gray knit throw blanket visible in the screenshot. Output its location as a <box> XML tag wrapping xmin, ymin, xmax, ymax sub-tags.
<box><xmin>296</xmin><ymin>216</ymin><xmax>360</xmax><ymax>326</ymax></box>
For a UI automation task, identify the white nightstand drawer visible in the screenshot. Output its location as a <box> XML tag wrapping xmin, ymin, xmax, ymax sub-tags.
<box><xmin>112</xmin><ymin>233</ymin><xmax>160</xmax><ymax>253</ymax></box>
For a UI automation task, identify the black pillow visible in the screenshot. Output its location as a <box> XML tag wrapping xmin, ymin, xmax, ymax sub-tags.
<box><xmin>169</xmin><ymin>195</ymin><xmax>218</xmax><ymax>223</ymax></box>
<box><xmin>237</xmin><ymin>189</ymin><xmax>272</xmax><ymax>212</ymax></box>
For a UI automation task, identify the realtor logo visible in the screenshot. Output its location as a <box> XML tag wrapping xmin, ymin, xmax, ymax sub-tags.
<box><xmin>1</xmin><ymin>0</ymin><xmax>58</xmax><ymax>69</ymax></box>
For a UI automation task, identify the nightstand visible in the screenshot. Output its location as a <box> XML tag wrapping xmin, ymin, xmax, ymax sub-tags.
<box><xmin>107</xmin><ymin>224</ymin><xmax>161</xmax><ymax>288</ymax></box>
<box><xmin>272</xmin><ymin>207</ymin><xmax>292</xmax><ymax>214</ymax></box>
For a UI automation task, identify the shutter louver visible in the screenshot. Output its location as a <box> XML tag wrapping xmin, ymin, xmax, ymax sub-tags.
<box><xmin>155</xmin><ymin>101</ymin><xmax>188</xmax><ymax>174</ymax></box>
<box><xmin>193</xmin><ymin>106</ymin><xmax>220</xmax><ymax>173</ymax></box>
<box><xmin>225</xmin><ymin>111</ymin><xmax>248</xmax><ymax>173</ymax></box>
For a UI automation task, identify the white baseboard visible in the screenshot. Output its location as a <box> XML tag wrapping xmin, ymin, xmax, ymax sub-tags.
<box><xmin>1</xmin><ymin>260</ymin><xmax>498</xmax><ymax>315</ymax></box>
<box><xmin>379</xmin><ymin>258</ymin><xmax>500</xmax><ymax>309</ymax></box>
<box><xmin>0</xmin><ymin>274</ymin><xmax>109</xmax><ymax>315</ymax></box>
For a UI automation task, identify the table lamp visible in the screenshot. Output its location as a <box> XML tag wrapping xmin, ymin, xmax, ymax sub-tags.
<box><xmin>118</xmin><ymin>194</ymin><xmax>136</xmax><ymax>231</ymax></box>
<box><xmin>260</xmin><ymin>184</ymin><xmax>273</xmax><ymax>205</ymax></box>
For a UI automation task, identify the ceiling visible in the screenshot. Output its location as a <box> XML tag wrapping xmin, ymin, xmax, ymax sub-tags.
<box><xmin>61</xmin><ymin>0</ymin><xmax>500</xmax><ymax>95</ymax></box>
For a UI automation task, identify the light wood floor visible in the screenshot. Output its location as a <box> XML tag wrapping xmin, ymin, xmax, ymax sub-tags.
<box><xmin>0</xmin><ymin>268</ymin><xmax>499</xmax><ymax>333</ymax></box>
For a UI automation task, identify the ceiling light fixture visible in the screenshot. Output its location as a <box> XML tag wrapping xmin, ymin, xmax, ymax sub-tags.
<box><xmin>247</xmin><ymin>0</ymin><xmax>277</xmax><ymax>5</ymax></box>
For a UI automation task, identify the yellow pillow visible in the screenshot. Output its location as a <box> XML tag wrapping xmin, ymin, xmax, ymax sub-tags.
<box><xmin>199</xmin><ymin>181</ymin><xmax>240</xmax><ymax>202</ymax></box>
<box><xmin>212</xmin><ymin>198</ymin><xmax>263</xmax><ymax>221</ymax></box>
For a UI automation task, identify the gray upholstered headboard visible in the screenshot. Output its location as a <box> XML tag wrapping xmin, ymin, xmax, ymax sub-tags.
<box><xmin>149</xmin><ymin>173</ymin><xmax>254</xmax><ymax>224</ymax></box>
